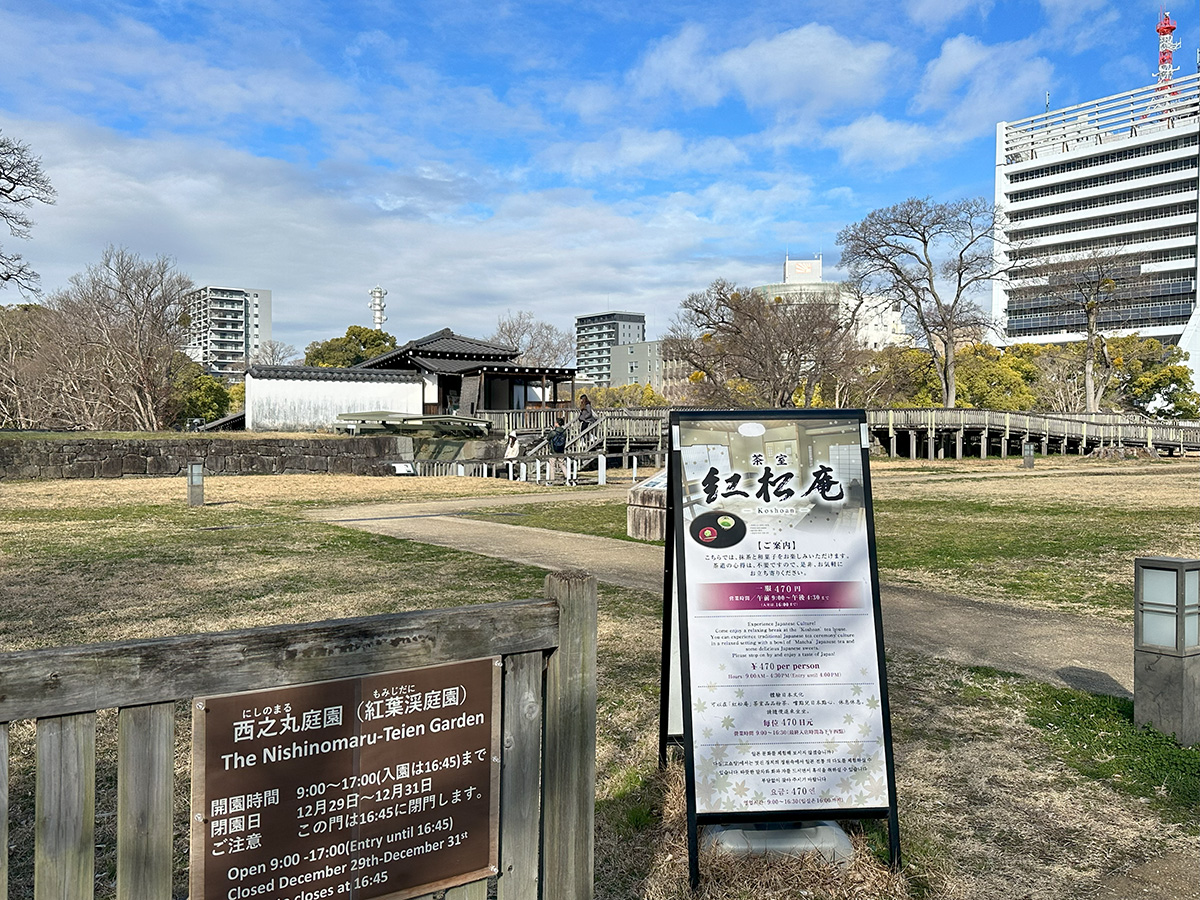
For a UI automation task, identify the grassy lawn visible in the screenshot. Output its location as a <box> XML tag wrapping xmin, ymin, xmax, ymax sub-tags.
<box><xmin>462</xmin><ymin>457</ymin><xmax>1200</xmax><ymax>618</ymax></box>
<box><xmin>0</xmin><ymin>469</ymin><xmax>1196</xmax><ymax>899</ymax></box>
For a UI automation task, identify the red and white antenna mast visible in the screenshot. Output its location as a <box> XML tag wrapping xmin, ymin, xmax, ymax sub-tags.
<box><xmin>1156</xmin><ymin>9</ymin><xmax>1180</xmax><ymax>87</ymax></box>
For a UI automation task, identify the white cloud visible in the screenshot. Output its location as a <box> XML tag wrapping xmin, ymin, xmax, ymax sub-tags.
<box><xmin>7</xmin><ymin>118</ymin><xmax>778</xmax><ymax>347</ymax></box>
<box><xmin>820</xmin><ymin>115</ymin><xmax>945</xmax><ymax>171</ymax></box>
<box><xmin>915</xmin><ymin>35</ymin><xmax>1054</xmax><ymax>136</ymax></box>
<box><xmin>539</xmin><ymin>129</ymin><xmax>745</xmax><ymax>178</ymax></box>
<box><xmin>0</xmin><ymin>6</ymin><xmax>546</xmax><ymax>173</ymax></box>
<box><xmin>718</xmin><ymin>24</ymin><xmax>896</xmax><ymax>114</ymax></box>
<box><xmin>628</xmin><ymin>23</ymin><xmax>898</xmax><ymax>118</ymax></box>
<box><xmin>904</xmin><ymin>0</ymin><xmax>993</xmax><ymax>30</ymax></box>
<box><xmin>629</xmin><ymin>24</ymin><xmax>726</xmax><ymax>107</ymax></box>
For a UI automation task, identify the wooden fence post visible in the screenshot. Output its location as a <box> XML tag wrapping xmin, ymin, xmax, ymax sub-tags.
<box><xmin>499</xmin><ymin>652</ymin><xmax>545</xmax><ymax>900</ymax></box>
<box><xmin>36</xmin><ymin>712</ymin><xmax>96</xmax><ymax>900</ymax></box>
<box><xmin>0</xmin><ymin>723</ymin><xmax>7</xmax><ymax>900</ymax></box>
<box><xmin>542</xmin><ymin>571</ymin><xmax>597</xmax><ymax>900</ymax></box>
<box><xmin>116</xmin><ymin>703</ymin><xmax>174</xmax><ymax>900</ymax></box>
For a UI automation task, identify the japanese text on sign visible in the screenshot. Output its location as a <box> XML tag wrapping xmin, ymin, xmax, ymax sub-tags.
<box><xmin>191</xmin><ymin>658</ymin><xmax>501</xmax><ymax>900</ymax></box>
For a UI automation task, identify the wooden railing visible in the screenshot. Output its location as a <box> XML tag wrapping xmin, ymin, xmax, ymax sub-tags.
<box><xmin>477</xmin><ymin>405</ymin><xmax>1200</xmax><ymax>457</ymax></box>
<box><xmin>477</xmin><ymin>410</ymin><xmax>667</xmax><ymax>456</ymax></box>
<box><xmin>870</xmin><ymin>408</ymin><xmax>1200</xmax><ymax>452</ymax></box>
<box><xmin>3</xmin><ymin>573</ymin><xmax>597</xmax><ymax>900</ymax></box>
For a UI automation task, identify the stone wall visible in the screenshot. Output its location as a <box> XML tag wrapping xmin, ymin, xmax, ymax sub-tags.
<box><xmin>0</xmin><ymin>435</ymin><xmax>415</xmax><ymax>480</ymax></box>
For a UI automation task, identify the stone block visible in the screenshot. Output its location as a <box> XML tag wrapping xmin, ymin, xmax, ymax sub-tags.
<box><xmin>99</xmin><ymin>457</ymin><xmax>125</xmax><ymax>478</ymax></box>
<box><xmin>251</xmin><ymin>455</ymin><xmax>278</xmax><ymax>474</ymax></box>
<box><xmin>330</xmin><ymin>456</ymin><xmax>357</xmax><ymax>475</ymax></box>
<box><xmin>62</xmin><ymin>461</ymin><xmax>97</xmax><ymax>478</ymax></box>
<box><xmin>702</xmin><ymin>821</ymin><xmax>854</xmax><ymax>865</ymax></box>
<box><xmin>145</xmin><ymin>455</ymin><xmax>179</xmax><ymax>476</ymax></box>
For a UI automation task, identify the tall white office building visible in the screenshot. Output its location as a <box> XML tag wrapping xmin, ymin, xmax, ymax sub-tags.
<box><xmin>992</xmin><ymin>46</ymin><xmax>1199</xmax><ymax>367</ymax></box>
<box><xmin>184</xmin><ymin>286</ymin><xmax>272</xmax><ymax>378</ymax></box>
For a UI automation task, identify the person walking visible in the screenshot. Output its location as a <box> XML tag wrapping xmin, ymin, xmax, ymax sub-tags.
<box><xmin>547</xmin><ymin>416</ymin><xmax>571</xmax><ymax>485</ymax></box>
<box><xmin>578</xmin><ymin>393</ymin><xmax>597</xmax><ymax>429</ymax></box>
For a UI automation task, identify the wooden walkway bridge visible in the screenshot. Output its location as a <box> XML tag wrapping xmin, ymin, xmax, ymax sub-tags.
<box><xmin>868</xmin><ymin>409</ymin><xmax>1200</xmax><ymax>459</ymax></box>
<box><xmin>479</xmin><ymin>408</ymin><xmax>1200</xmax><ymax>461</ymax></box>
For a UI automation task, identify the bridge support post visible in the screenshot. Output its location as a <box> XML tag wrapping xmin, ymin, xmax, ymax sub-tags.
<box><xmin>927</xmin><ymin>431</ymin><xmax>935</xmax><ymax>461</ymax></box>
<box><xmin>889</xmin><ymin>433</ymin><xmax>897</xmax><ymax>458</ymax></box>
<box><xmin>909</xmin><ymin>431</ymin><xmax>917</xmax><ymax>460</ymax></box>
<box><xmin>955</xmin><ymin>430</ymin><xmax>963</xmax><ymax>460</ymax></box>
<box><xmin>1000</xmin><ymin>436</ymin><xmax>1007</xmax><ymax>459</ymax></box>
<box><xmin>980</xmin><ymin>429</ymin><xmax>987</xmax><ymax>459</ymax></box>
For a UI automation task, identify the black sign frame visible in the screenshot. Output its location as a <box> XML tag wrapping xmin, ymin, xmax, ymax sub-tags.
<box><xmin>661</xmin><ymin>409</ymin><xmax>900</xmax><ymax>888</ymax></box>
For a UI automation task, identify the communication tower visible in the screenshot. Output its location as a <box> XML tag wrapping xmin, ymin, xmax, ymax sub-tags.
<box><xmin>1156</xmin><ymin>10</ymin><xmax>1180</xmax><ymax>87</ymax></box>
<box><xmin>368</xmin><ymin>285</ymin><xmax>388</xmax><ymax>330</ymax></box>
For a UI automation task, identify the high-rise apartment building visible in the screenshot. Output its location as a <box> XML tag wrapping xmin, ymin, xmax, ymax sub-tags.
<box><xmin>575</xmin><ymin>311</ymin><xmax>646</xmax><ymax>386</ymax></box>
<box><xmin>184</xmin><ymin>286</ymin><xmax>272</xmax><ymax>378</ymax></box>
<box><xmin>992</xmin><ymin>70</ymin><xmax>1199</xmax><ymax>365</ymax></box>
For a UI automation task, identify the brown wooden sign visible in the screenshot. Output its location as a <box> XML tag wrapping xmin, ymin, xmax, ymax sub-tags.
<box><xmin>191</xmin><ymin>657</ymin><xmax>501</xmax><ymax>900</ymax></box>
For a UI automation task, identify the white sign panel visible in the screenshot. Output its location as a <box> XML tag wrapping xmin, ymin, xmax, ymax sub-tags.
<box><xmin>674</xmin><ymin>412</ymin><xmax>893</xmax><ymax>816</ymax></box>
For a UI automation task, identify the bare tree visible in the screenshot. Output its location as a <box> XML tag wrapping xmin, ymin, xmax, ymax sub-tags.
<box><xmin>0</xmin><ymin>303</ymin><xmax>52</xmax><ymax>428</ymax></box>
<box><xmin>1013</xmin><ymin>246</ymin><xmax>1151</xmax><ymax>412</ymax></box>
<box><xmin>663</xmin><ymin>278</ymin><xmax>861</xmax><ymax>408</ymax></box>
<box><xmin>44</xmin><ymin>247</ymin><xmax>194</xmax><ymax>430</ymax></box>
<box><xmin>252</xmin><ymin>339</ymin><xmax>299</xmax><ymax>366</ymax></box>
<box><xmin>837</xmin><ymin>196</ymin><xmax>1004</xmax><ymax>408</ymax></box>
<box><xmin>490</xmin><ymin>311</ymin><xmax>574</xmax><ymax>367</ymax></box>
<box><xmin>0</xmin><ymin>132</ymin><xmax>56</xmax><ymax>294</ymax></box>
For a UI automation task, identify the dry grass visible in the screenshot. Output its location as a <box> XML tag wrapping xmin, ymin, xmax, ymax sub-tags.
<box><xmin>868</xmin><ymin>457</ymin><xmax>1200</xmax><ymax>618</ymax></box>
<box><xmin>872</xmin><ymin>456</ymin><xmax>1200</xmax><ymax>508</ymax></box>
<box><xmin>0</xmin><ymin>472</ymin><xmax>548</xmax><ymax>511</ymax></box>
<box><xmin>2</xmin><ymin>466</ymin><xmax>1197</xmax><ymax>898</ymax></box>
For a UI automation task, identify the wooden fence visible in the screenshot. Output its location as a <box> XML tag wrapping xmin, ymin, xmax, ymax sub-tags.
<box><xmin>476</xmin><ymin>410</ymin><xmax>668</xmax><ymax>455</ymax></box>
<box><xmin>480</xmin><ymin>407</ymin><xmax>1200</xmax><ymax>458</ymax></box>
<box><xmin>0</xmin><ymin>572</ymin><xmax>597</xmax><ymax>900</ymax></box>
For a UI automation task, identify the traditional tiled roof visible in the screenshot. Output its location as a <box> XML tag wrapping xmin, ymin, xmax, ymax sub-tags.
<box><xmin>351</xmin><ymin>328</ymin><xmax>575</xmax><ymax>379</ymax></box>
<box><xmin>246</xmin><ymin>364</ymin><xmax>422</xmax><ymax>383</ymax></box>
<box><xmin>357</xmin><ymin>328</ymin><xmax>521</xmax><ymax>369</ymax></box>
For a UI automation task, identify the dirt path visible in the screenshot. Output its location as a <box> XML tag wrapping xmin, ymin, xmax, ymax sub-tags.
<box><xmin>307</xmin><ymin>488</ymin><xmax>1195</xmax><ymax>900</ymax></box>
<box><xmin>308</xmin><ymin>487</ymin><xmax>1134</xmax><ymax>697</ymax></box>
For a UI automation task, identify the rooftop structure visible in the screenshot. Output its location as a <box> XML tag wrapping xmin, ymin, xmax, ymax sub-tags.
<box><xmin>755</xmin><ymin>255</ymin><xmax>907</xmax><ymax>351</ymax></box>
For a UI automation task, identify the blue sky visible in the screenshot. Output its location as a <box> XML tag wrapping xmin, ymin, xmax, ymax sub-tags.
<box><xmin>0</xmin><ymin>0</ymin><xmax>1192</xmax><ymax>351</ymax></box>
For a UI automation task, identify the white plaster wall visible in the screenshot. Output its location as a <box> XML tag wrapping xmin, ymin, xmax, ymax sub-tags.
<box><xmin>245</xmin><ymin>376</ymin><xmax>423</xmax><ymax>431</ymax></box>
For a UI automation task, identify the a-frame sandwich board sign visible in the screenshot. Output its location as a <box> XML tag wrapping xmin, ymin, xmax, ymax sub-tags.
<box><xmin>660</xmin><ymin>409</ymin><xmax>900</xmax><ymax>888</ymax></box>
